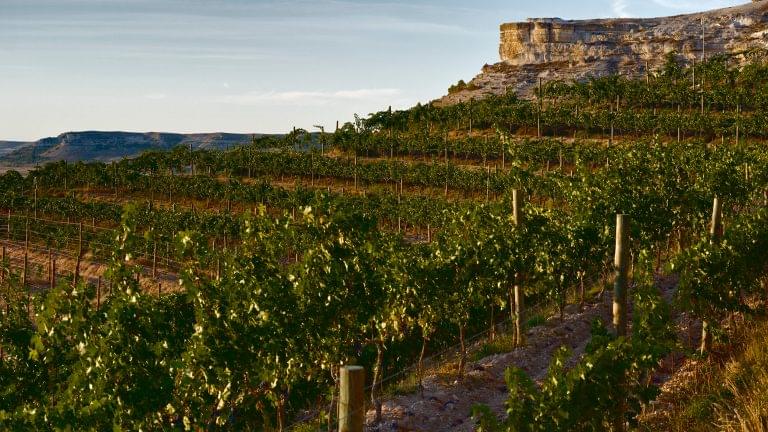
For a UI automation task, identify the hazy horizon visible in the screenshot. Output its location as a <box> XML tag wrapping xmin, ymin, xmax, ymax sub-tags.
<box><xmin>1</xmin><ymin>0</ymin><xmax>745</xmax><ymax>141</ymax></box>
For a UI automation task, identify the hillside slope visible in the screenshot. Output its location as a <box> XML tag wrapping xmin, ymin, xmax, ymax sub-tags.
<box><xmin>0</xmin><ymin>131</ymin><xmax>265</xmax><ymax>165</ymax></box>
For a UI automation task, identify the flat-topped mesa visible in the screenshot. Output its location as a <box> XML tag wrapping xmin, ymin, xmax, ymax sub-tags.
<box><xmin>498</xmin><ymin>11</ymin><xmax>763</xmax><ymax>68</ymax></box>
<box><xmin>500</xmin><ymin>18</ymin><xmax>664</xmax><ymax>66</ymax></box>
<box><xmin>438</xmin><ymin>1</ymin><xmax>768</xmax><ymax>105</ymax></box>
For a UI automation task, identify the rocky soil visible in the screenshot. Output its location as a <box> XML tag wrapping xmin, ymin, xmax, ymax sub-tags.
<box><xmin>365</xmin><ymin>274</ymin><xmax>687</xmax><ymax>431</ymax></box>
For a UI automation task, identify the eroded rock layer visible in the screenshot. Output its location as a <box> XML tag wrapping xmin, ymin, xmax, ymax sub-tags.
<box><xmin>438</xmin><ymin>1</ymin><xmax>768</xmax><ymax>105</ymax></box>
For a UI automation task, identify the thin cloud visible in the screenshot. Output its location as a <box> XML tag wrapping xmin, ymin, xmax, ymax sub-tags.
<box><xmin>612</xmin><ymin>0</ymin><xmax>631</xmax><ymax>17</ymax></box>
<box><xmin>649</xmin><ymin>0</ymin><xmax>743</xmax><ymax>11</ymax></box>
<box><xmin>219</xmin><ymin>88</ymin><xmax>402</xmax><ymax>106</ymax></box>
<box><xmin>0</xmin><ymin>64</ymin><xmax>34</xmax><ymax>70</ymax></box>
<box><xmin>144</xmin><ymin>93</ymin><xmax>167</xmax><ymax>100</ymax></box>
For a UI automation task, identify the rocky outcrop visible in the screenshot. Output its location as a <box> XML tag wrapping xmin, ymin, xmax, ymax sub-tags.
<box><xmin>438</xmin><ymin>1</ymin><xmax>768</xmax><ymax>105</ymax></box>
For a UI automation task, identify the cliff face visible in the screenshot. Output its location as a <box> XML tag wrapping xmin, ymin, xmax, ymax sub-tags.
<box><xmin>439</xmin><ymin>1</ymin><xmax>768</xmax><ymax>105</ymax></box>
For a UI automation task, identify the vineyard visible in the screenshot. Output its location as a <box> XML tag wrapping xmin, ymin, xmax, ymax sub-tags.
<box><xmin>2</xmin><ymin>53</ymin><xmax>768</xmax><ymax>431</ymax></box>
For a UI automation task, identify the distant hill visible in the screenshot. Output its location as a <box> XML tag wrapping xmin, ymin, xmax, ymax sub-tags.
<box><xmin>0</xmin><ymin>131</ymin><xmax>269</xmax><ymax>166</ymax></box>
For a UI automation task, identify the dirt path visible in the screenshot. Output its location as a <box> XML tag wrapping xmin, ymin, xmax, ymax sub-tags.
<box><xmin>367</xmin><ymin>275</ymin><xmax>682</xmax><ymax>431</ymax></box>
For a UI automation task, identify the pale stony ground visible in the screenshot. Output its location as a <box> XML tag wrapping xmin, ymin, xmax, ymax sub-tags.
<box><xmin>1</xmin><ymin>241</ymin><xmax>179</xmax><ymax>296</ymax></box>
<box><xmin>366</xmin><ymin>275</ymin><xmax>685</xmax><ymax>432</ymax></box>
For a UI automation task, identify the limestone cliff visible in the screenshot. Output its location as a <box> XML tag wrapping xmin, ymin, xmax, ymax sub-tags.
<box><xmin>438</xmin><ymin>1</ymin><xmax>768</xmax><ymax>105</ymax></box>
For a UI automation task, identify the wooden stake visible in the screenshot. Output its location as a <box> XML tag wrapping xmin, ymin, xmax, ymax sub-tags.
<box><xmin>152</xmin><ymin>242</ymin><xmax>157</xmax><ymax>279</ymax></box>
<box><xmin>22</xmin><ymin>217</ymin><xmax>29</xmax><ymax>288</ymax></box>
<box><xmin>73</xmin><ymin>222</ymin><xmax>83</xmax><ymax>286</ymax></box>
<box><xmin>710</xmin><ymin>196</ymin><xmax>723</xmax><ymax>240</ymax></box>
<box><xmin>537</xmin><ymin>77</ymin><xmax>542</xmax><ymax>138</ymax></box>
<box><xmin>48</xmin><ymin>249</ymin><xmax>53</xmax><ymax>289</ymax></box>
<box><xmin>486</xmin><ymin>166</ymin><xmax>490</xmax><ymax>203</ymax></box>
<box><xmin>338</xmin><ymin>365</ymin><xmax>365</xmax><ymax>432</ymax></box>
<box><xmin>444</xmin><ymin>146</ymin><xmax>449</xmax><ymax>197</ymax></box>
<box><xmin>501</xmin><ymin>139</ymin><xmax>506</xmax><ymax>170</ymax></box>
<box><xmin>512</xmin><ymin>189</ymin><xmax>522</xmax><ymax>225</ymax></box>
<box><xmin>97</xmin><ymin>276</ymin><xmax>101</xmax><ymax>309</ymax></box>
<box><xmin>646</xmin><ymin>60</ymin><xmax>650</xmax><ymax>84</ymax></box>
<box><xmin>33</xmin><ymin>182</ymin><xmax>38</xmax><ymax>219</ymax></box>
<box><xmin>512</xmin><ymin>190</ymin><xmax>525</xmax><ymax>346</ymax></box>
<box><xmin>613</xmin><ymin>214</ymin><xmax>630</xmax><ymax>337</ymax></box>
<box><xmin>701</xmin><ymin>196</ymin><xmax>723</xmax><ymax>354</ymax></box>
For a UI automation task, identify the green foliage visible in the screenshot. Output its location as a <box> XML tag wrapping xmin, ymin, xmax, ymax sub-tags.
<box><xmin>3</xmin><ymin>54</ymin><xmax>768</xmax><ymax>429</ymax></box>
<box><xmin>448</xmin><ymin>79</ymin><xmax>478</xmax><ymax>94</ymax></box>
<box><xmin>673</xmin><ymin>208</ymin><xmax>768</xmax><ymax>342</ymax></box>
<box><xmin>473</xmin><ymin>276</ymin><xmax>675</xmax><ymax>432</ymax></box>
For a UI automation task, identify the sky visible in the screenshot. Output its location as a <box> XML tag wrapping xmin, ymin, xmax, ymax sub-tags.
<box><xmin>0</xmin><ymin>0</ymin><xmax>747</xmax><ymax>141</ymax></box>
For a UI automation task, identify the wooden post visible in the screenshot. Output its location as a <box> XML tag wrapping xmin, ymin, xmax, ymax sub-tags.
<box><xmin>444</xmin><ymin>146</ymin><xmax>449</xmax><ymax>197</ymax></box>
<box><xmin>397</xmin><ymin>179</ymin><xmax>402</xmax><ymax>233</ymax></box>
<box><xmin>33</xmin><ymin>181</ymin><xmax>38</xmax><ymax>219</ymax></box>
<box><xmin>646</xmin><ymin>60</ymin><xmax>650</xmax><ymax>84</ymax></box>
<box><xmin>97</xmin><ymin>276</ymin><xmax>101</xmax><ymax>309</ymax></box>
<box><xmin>48</xmin><ymin>249</ymin><xmax>53</xmax><ymax>289</ymax></box>
<box><xmin>692</xmin><ymin>57</ymin><xmax>696</xmax><ymax>89</ymax></box>
<box><xmin>486</xmin><ymin>166</ymin><xmax>490</xmax><ymax>203</ymax></box>
<box><xmin>22</xmin><ymin>218</ymin><xmax>29</xmax><ymax>288</ymax></box>
<box><xmin>613</xmin><ymin>214</ymin><xmax>630</xmax><ymax>337</ymax></box>
<box><xmin>189</xmin><ymin>142</ymin><xmax>194</xmax><ymax>176</ymax></box>
<box><xmin>610</xmin><ymin>104</ymin><xmax>614</xmax><ymax>146</ymax></box>
<box><xmin>701</xmin><ymin>16</ymin><xmax>705</xmax><ymax>61</ymax></box>
<box><xmin>213</xmin><ymin>240</ymin><xmax>221</xmax><ymax>281</ymax></box>
<box><xmin>710</xmin><ymin>197</ymin><xmax>722</xmax><ymax>240</ymax></box>
<box><xmin>537</xmin><ymin>77</ymin><xmax>542</xmax><ymax>138</ymax></box>
<box><xmin>152</xmin><ymin>242</ymin><xmax>157</xmax><ymax>278</ymax></box>
<box><xmin>1</xmin><ymin>245</ymin><xmax>5</xmax><ymax>282</ymax></box>
<box><xmin>353</xmin><ymin>154</ymin><xmax>358</xmax><ymax>192</ymax></box>
<box><xmin>512</xmin><ymin>189</ymin><xmax>522</xmax><ymax>226</ymax></box>
<box><xmin>701</xmin><ymin>196</ymin><xmax>722</xmax><ymax>354</ymax></box>
<box><xmin>338</xmin><ymin>365</ymin><xmax>365</xmax><ymax>432</ymax></box>
<box><xmin>512</xmin><ymin>190</ymin><xmax>525</xmax><ymax>346</ymax></box>
<box><xmin>73</xmin><ymin>222</ymin><xmax>83</xmax><ymax>286</ymax></box>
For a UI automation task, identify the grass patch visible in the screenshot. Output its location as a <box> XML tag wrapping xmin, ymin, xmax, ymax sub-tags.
<box><xmin>641</xmin><ymin>318</ymin><xmax>768</xmax><ymax>432</ymax></box>
<box><xmin>471</xmin><ymin>333</ymin><xmax>517</xmax><ymax>361</ymax></box>
<box><xmin>526</xmin><ymin>314</ymin><xmax>546</xmax><ymax>328</ymax></box>
<box><xmin>385</xmin><ymin>371</ymin><xmax>421</xmax><ymax>397</ymax></box>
